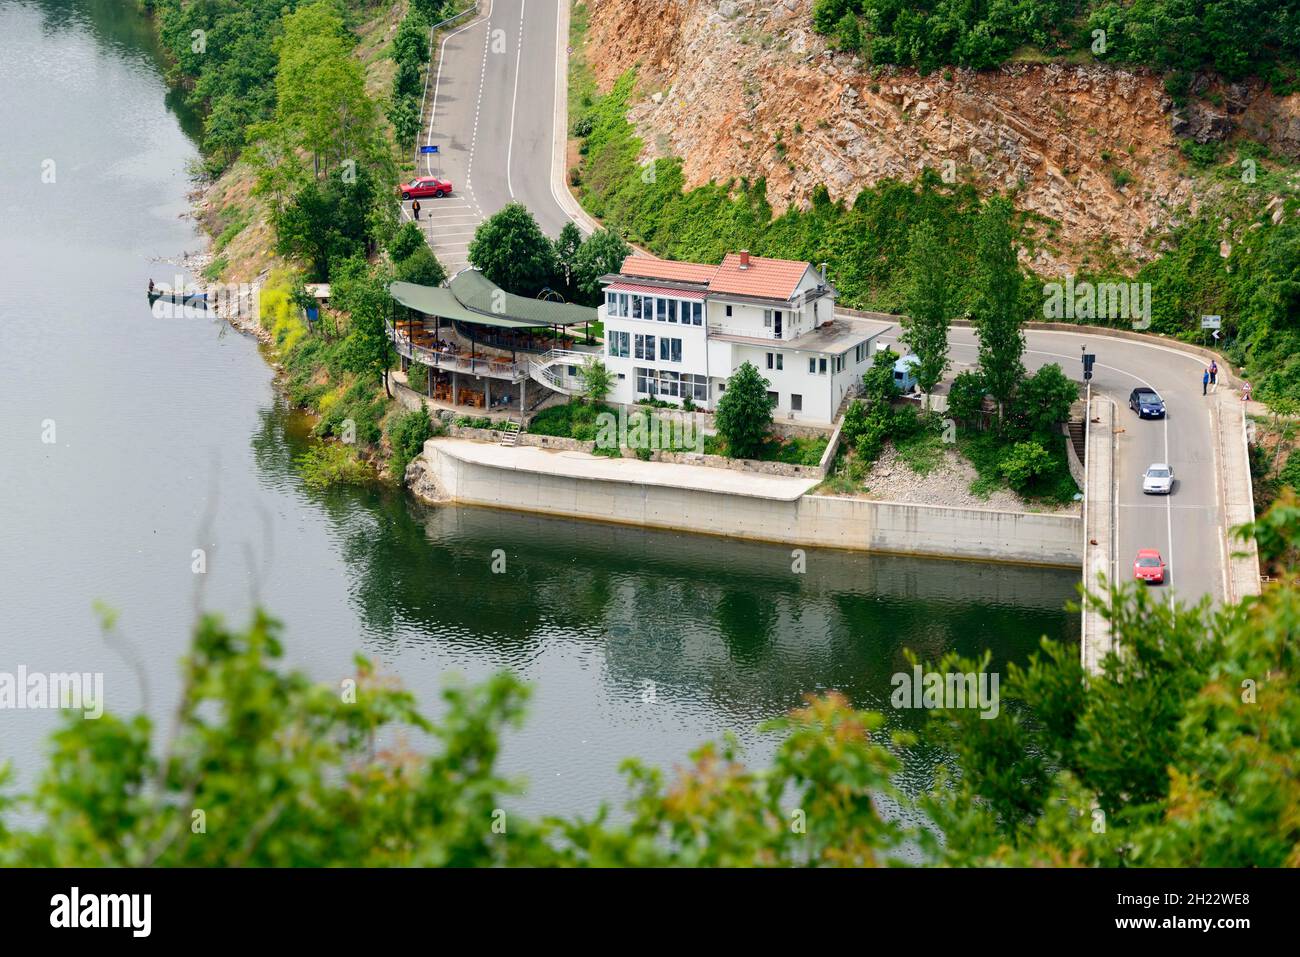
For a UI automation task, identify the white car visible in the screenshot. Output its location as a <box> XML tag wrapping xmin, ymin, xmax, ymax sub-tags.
<box><xmin>1142</xmin><ymin>463</ymin><xmax>1174</xmax><ymax>495</ymax></box>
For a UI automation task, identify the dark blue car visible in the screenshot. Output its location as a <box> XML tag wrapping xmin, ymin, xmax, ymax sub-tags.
<box><xmin>1129</xmin><ymin>387</ymin><xmax>1165</xmax><ymax>419</ymax></box>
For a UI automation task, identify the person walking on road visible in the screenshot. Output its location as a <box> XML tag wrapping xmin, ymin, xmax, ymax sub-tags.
<box><xmin>1203</xmin><ymin>368</ymin><xmax>1210</xmax><ymax>396</ymax></box>
<box><xmin>412</xmin><ymin>199</ymin><xmax>421</xmax><ymax>221</ymax></box>
<box><xmin>1209</xmin><ymin>360</ymin><xmax>1219</xmax><ymax>392</ymax></box>
<box><xmin>1242</xmin><ymin>380</ymin><xmax>1252</xmax><ymax>403</ymax></box>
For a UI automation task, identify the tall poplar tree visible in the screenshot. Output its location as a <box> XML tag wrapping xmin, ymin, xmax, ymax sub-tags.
<box><xmin>901</xmin><ymin>220</ymin><xmax>953</xmax><ymax>409</ymax></box>
<box><xmin>971</xmin><ymin>198</ymin><xmax>1025</xmax><ymax>423</ymax></box>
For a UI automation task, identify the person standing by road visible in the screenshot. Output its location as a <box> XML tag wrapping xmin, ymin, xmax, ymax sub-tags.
<box><xmin>412</xmin><ymin>198</ymin><xmax>421</xmax><ymax>221</ymax></box>
<box><xmin>1203</xmin><ymin>368</ymin><xmax>1210</xmax><ymax>396</ymax></box>
<box><xmin>1209</xmin><ymin>360</ymin><xmax>1219</xmax><ymax>392</ymax></box>
<box><xmin>1242</xmin><ymin>380</ymin><xmax>1252</xmax><ymax>403</ymax></box>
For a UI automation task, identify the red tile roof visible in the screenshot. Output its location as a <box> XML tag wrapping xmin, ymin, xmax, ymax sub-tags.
<box><xmin>606</xmin><ymin>281</ymin><xmax>706</xmax><ymax>299</ymax></box>
<box><xmin>617</xmin><ymin>253</ymin><xmax>816</xmax><ymax>302</ymax></box>
<box><xmin>619</xmin><ymin>256</ymin><xmax>718</xmax><ymax>285</ymax></box>
<box><xmin>709</xmin><ymin>253</ymin><xmax>812</xmax><ymax>301</ymax></box>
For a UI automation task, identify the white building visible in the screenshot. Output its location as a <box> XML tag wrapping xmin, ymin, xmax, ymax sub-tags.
<box><xmin>597</xmin><ymin>251</ymin><xmax>891</xmax><ymax>425</ymax></box>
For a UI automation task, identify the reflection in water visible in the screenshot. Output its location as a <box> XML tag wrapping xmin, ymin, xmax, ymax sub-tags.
<box><xmin>252</xmin><ymin>400</ymin><xmax>1079</xmax><ymax>812</ymax></box>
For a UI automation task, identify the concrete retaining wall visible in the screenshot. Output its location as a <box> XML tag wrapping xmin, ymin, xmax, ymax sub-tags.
<box><xmin>420</xmin><ymin>440</ymin><xmax>1082</xmax><ymax>566</ymax></box>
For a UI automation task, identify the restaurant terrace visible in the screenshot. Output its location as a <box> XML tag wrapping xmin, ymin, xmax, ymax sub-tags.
<box><xmin>388</xmin><ymin>269</ymin><xmax>600</xmax><ymax>414</ymax></box>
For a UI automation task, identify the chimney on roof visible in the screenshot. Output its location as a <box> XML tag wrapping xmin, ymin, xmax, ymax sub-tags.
<box><xmin>819</xmin><ymin>262</ymin><xmax>828</xmax><ymax>283</ymax></box>
<box><xmin>739</xmin><ymin>250</ymin><xmax>750</xmax><ymax>268</ymax></box>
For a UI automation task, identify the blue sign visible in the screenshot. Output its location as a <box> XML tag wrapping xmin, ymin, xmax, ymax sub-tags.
<box><xmin>419</xmin><ymin>145</ymin><xmax>440</xmax><ymax>154</ymax></box>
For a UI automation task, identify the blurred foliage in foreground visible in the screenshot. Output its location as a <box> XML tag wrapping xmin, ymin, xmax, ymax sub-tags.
<box><xmin>2</xmin><ymin>500</ymin><xmax>1297</xmax><ymax>867</ymax></box>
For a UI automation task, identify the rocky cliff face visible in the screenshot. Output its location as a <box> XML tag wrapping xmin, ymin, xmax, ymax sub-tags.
<box><xmin>583</xmin><ymin>0</ymin><xmax>1300</xmax><ymax>273</ymax></box>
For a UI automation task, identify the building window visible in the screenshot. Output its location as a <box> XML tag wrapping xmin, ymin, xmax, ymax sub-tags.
<box><xmin>819</xmin><ymin>357</ymin><xmax>827</xmax><ymax>374</ymax></box>
<box><xmin>607</xmin><ymin>330</ymin><xmax>629</xmax><ymax>358</ymax></box>
<box><xmin>693</xmin><ymin>302</ymin><xmax>703</xmax><ymax>325</ymax></box>
<box><xmin>656</xmin><ymin>298</ymin><xmax>667</xmax><ymax>322</ymax></box>
<box><xmin>792</xmin><ymin>394</ymin><xmax>803</xmax><ymax>412</ymax></box>
<box><xmin>681</xmin><ymin>373</ymin><xmax>708</xmax><ymax>401</ymax></box>
<box><xmin>776</xmin><ymin>354</ymin><xmax>783</xmax><ymax>371</ymax></box>
<box><xmin>767</xmin><ymin>390</ymin><xmax>779</xmax><ymax>407</ymax></box>
<box><xmin>635</xmin><ymin>334</ymin><xmax>656</xmax><ymax>360</ymax></box>
<box><xmin>656</xmin><ymin>338</ymin><xmax>683</xmax><ymax>362</ymax></box>
<box><xmin>667</xmin><ymin>299</ymin><xmax>677</xmax><ymax>323</ymax></box>
<box><xmin>766</xmin><ymin>352</ymin><xmax>774</xmax><ymax>369</ymax></box>
<box><xmin>635</xmin><ymin>367</ymin><xmax>656</xmax><ymax>395</ymax></box>
<box><xmin>725</xmin><ymin>304</ymin><xmax>733</xmax><ymax>317</ymax></box>
<box><xmin>763</xmin><ymin>310</ymin><xmax>772</xmax><ymax>328</ymax></box>
<box><xmin>631</xmin><ymin>296</ymin><xmax>642</xmax><ymax>320</ymax></box>
<box><xmin>809</xmin><ymin>357</ymin><xmax>816</xmax><ymax>374</ymax></box>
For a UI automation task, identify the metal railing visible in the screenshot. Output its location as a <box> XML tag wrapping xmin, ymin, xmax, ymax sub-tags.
<box><xmin>527</xmin><ymin>349</ymin><xmax>593</xmax><ymax>395</ymax></box>
<box><xmin>388</xmin><ymin>321</ymin><xmax>527</xmax><ymax>381</ymax></box>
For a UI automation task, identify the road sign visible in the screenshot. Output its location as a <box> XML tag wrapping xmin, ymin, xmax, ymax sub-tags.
<box><xmin>1082</xmin><ymin>353</ymin><xmax>1096</xmax><ymax>381</ymax></box>
<box><xmin>1201</xmin><ymin>315</ymin><xmax>1221</xmax><ymax>329</ymax></box>
<box><xmin>1212</xmin><ymin>329</ymin><xmax>1222</xmax><ymax>340</ymax></box>
<box><xmin>420</xmin><ymin>145</ymin><xmax>440</xmax><ymax>154</ymax></box>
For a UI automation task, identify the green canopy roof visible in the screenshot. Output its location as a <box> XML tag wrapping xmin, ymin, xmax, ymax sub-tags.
<box><xmin>391</xmin><ymin>273</ymin><xmax>596</xmax><ymax>328</ymax></box>
<box><xmin>457</xmin><ymin>270</ymin><xmax>598</xmax><ymax>327</ymax></box>
<box><xmin>389</xmin><ymin>281</ymin><xmax>534</xmax><ymax>328</ymax></box>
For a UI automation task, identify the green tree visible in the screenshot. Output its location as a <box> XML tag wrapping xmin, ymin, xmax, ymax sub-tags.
<box><xmin>553</xmin><ymin>222</ymin><xmax>584</xmax><ymax>297</ymax></box>
<box><xmin>578</xmin><ymin>357</ymin><xmax>614</xmax><ymax>404</ymax></box>
<box><xmin>925</xmin><ymin>561</ymin><xmax>1300</xmax><ymax>866</ymax></box>
<box><xmin>573</xmin><ymin>228</ymin><xmax>633</xmax><ymax>304</ymax></box>
<box><xmin>901</xmin><ymin>220</ymin><xmax>953</xmax><ymax>408</ymax></box>
<box><xmin>715</xmin><ymin>361</ymin><xmax>774</xmax><ymax>459</ymax></box>
<box><xmin>332</xmin><ymin>259</ymin><xmax>395</xmax><ymax>397</ymax></box>
<box><xmin>273</xmin><ymin>3</ymin><xmax>382</xmax><ymax>178</ymax></box>
<box><xmin>387</xmin><ymin>406</ymin><xmax>436</xmax><ymax>485</ymax></box>
<box><xmin>395</xmin><ymin>246</ymin><xmax>448</xmax><ymax>287</ymax></box>
<box><xmin>468</xmin><ymin>203</ymin><xmax>558</xmax><ymax>297</ymax></box>
<box><xmin>998</xmin><ymin>440</ymin><xmax>1053</xmax><ymax>492</ymax></box>
<box><xmin>863</xmin><ymin>346</ymin><xmax>900</xmax><ymax>404</ymax></box>
<box><xmin>388</xmin><ymin>95</ymin><xmax>422</xmax><ymax>151</ymax></box>
<box><xmin>971</xmin><ymin>198</ymin><xmax>1025</xmax><ymax>423</ymax></box>
<box><xmin>1014</xmin><ymin>363</ymin><xmax>1079</xmax><ymax>438</ymax></box>
<box><xmin>836</xmin><ymin>12</ymin><xmax>862</xmax><ymax>52</ymax></box>
<box><xmin>388</xmin><ymin>221</ymin><xmax>427</xmax><ymax>263</ymax></box>
<box><xmin>274</xmin><ymin>166</ymin><xmax>379</xmax><ymax>281</ymax></box>
<box><xmin>947</xmin><ymin>369</ymin><xmax>988</xmax><ymax>424</ymax></box>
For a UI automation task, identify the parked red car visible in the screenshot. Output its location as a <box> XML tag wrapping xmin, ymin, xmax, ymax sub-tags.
<box><xmin>399</xmin><ymin>176</ymin><xmax>453</xmax><ymax>200</ymax></box>
<box><xmin>1133</xmin><ymin>549</ymin><xmax>1166</xmax><ymax>584</ymax></box>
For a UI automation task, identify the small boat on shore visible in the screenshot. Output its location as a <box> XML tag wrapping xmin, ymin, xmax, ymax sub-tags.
<box><xmin>148</xmin><ymin>286</ymin><xmax>210</xmax><ymax>304</ymax></box>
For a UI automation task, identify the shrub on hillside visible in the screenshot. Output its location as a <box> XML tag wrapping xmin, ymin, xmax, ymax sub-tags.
<box><xmin>998</xmin><ymin>440</ymin><xmax>1054</xmax><ymax>493</ymax></box>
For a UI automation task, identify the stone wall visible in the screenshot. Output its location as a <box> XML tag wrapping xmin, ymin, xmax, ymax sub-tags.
<box><xmin>418</xmin><ymin>439</ymin><xmax>1082</xmax><ymax>566</ymax></box>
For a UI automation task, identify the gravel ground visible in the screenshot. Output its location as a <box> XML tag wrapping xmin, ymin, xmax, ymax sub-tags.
<box><xmin>851</xmin><ymin>445</ymin><xmax>1080</xmax><ymax>514</ymax></box>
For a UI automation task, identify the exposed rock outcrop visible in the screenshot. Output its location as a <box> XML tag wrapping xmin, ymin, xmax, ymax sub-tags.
<box><xmin>583</xmin><ymin>0</ymin><xmax>1300</xmax><ymax>273</ymax></box>
<box><xmin>405</xmin><ymin>454</ymin><xmax>448</xmax><ymax>505</ymax></box>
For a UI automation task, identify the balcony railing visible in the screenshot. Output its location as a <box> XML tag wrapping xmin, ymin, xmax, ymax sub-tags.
<box><xmin>706</xmin><ymin>322</ymin><xmax>784</xmax><ymax>341</ymax></box>
<box><xmin>387</xmin><ymin>320</ymin><xmax>527</xmax><ymax>381</ymax></box>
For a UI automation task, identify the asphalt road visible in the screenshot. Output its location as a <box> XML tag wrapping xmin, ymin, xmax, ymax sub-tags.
<box><xmin>406</xmin><ymin>0</ymin><xmax>571</xmax><ymax>275</ymax></box>
<box><xmin>410</xmin><ymin>1</ymin><xmax>1232</xmax><ymax>604</ymax></box>
<box><xmin>880</xmin><ymin>327</ymin><xmax>1229</xmax><ymax>605</ymax></box>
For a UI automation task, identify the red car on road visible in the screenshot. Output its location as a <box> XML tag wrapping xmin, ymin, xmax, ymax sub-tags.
<box><xmin>399</xmin><ymin>176</ymin><xmax>453</xmax><ymax>200</ymax></box>
<box><xmin>1133</xmin><ymin>549</ymin><xmax>1166</xmax><ymax>584</ymax></box>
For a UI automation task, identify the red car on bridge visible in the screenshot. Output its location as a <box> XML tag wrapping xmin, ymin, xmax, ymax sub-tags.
<box><xmin>399</xmin><ymin>176</ymin><xmax>453</xmax><ymax>200</ymax></box>
<box><xmin>1133</xmin><ymin>549</ymin><xmax>1166</xmax><ymax>585</ymax></box>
